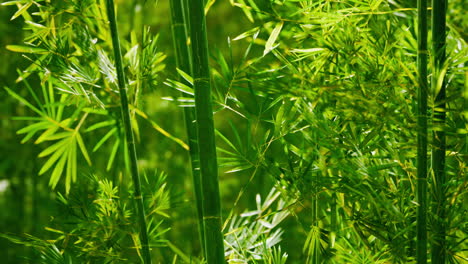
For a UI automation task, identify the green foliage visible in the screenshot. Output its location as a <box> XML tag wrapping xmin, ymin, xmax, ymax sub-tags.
<box><xmin>1</xmin><ymin>172</ymin><xmax>170</xmax><ymax>263</ymax></box>
<box><xmin>224</xmin><ymin>188</ymin><xmax>289</xmax><ymax>263</ymax></box>
<box><xmin>1</xmin><ymin>0</ymin><xmax>466</xmax><ymax>263</ymax></box>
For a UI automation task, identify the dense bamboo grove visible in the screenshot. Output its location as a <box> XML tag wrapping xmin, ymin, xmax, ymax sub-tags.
<box><xmin>0</xmin><ymin>0</ymin><xmax>466</xmax><ymax>263</ymax></box>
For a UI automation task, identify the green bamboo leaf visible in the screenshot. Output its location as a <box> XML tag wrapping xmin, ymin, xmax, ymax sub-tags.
<box><xmin>5</xmin><ymin>87</ymin><xmax>43</xmax><ymax>116</ymax></box>
<box><xmin>75</xmin><ymin>133</ymin><xmax>91</xmax><ymax>165</ymax></box>
<box><xmin>38</xmin><ymin>137</ymin><xmax>70</xmax><ymax>158</ymax></box>
<box><xmin>66</xmin><ymin>147</ymin><xmax>73</xmax><ymax>194</ymax></box>
<box><xmin>93</xmin><ymin>127</ymin><xmax>117</xmax><ymax>152</ymax></box>
<box><xmin>66</xmin><ymin>140</ymin><xmax>77</xmax><ymax>194</ymax></box>
<box><xmin>70</xmin><ymin>140</ymin><xmax>77</xmax><ymax>183</ymax></box>
<box><xmin>132</xmin><ymin>117</ymin><xmax>140</xmax><ymax>142</ymax></box>
<box><xmin>230</xmin><ymin>0</ymin><xmax>254</xmax><ymax>22</ymax></box>
<box><xmin>35</xmin><ymin>126</ymin><xmax>60</xmax><ymax>144</ymax></box>
<box><xmin>274</xmin><ymin>103</ymin><xmax>285</xmax><ymax>136</ymax></box>
<box><xmin>17</xmin><ymin>121</ymin><xmax>49</xmax><ymax>135</ymax></box>
<box><xmin>1</xmin><ymin>1</ymin><xmax>30</xmax><ymax>6</ymax></box>
<box><xmin>164</xmin><ymin>79</ymin><xmax>194</xmax><ymax>96</ymax></box>
<box><xmin>176</xmin><ymin>68</ymin><xmax>193</xmax><ymax>86</ymax></box>
<box><xmin>225</xmin><ymin>164</ymin><xmax>253</xmax><ymax>173</ymax></box>
<box><xmin>233</xmin><ymin>27</ymin><xmax>260</xmax><ymax>41</ymax></box>
<box><xmin>215</xmin><ymin>129</ymin><xmax>239</xmax><ymax>153</ymax></box>
<box><xmin>44</xmin><ymin>131</ymin><xmax>74</xmax><ymax>141</ymax></box>
<box><xmin>6</xmin><ymin>44</ymin><xmax>47</xmax><ymax>54</ymax></box>
<box><xmin>85</xmin><ymin>120</ymin><xmax>116</xmax><ymax>132</ymax></box>
<box><xmin>205</xmin><ymin>0</ymin><xmax>216</xmax><ymax>15</ymax></box>
<box><xmin>107</xmin><ymin>138</ymin><xmax>120</xmax><ymax>171</ymax></box>
<box><xmin>21</xmin><ymin>130</ymin><xmax>38</xmax><ymax>143</ymax></box>
<box><xmin>264</xmin><ymin>21</ymin><xmax>283</xmax><ymax>56</ymax></box>
<box><xmin>25</xmin><ymin>20</ymin><xmax>46</xmax><ymax>29</ymax></box>
<box><xmin>359</xmin><ymin>128</ymin><xmax>380</xmax><ymax>149</ymax></box>
<box><xmin>39</xmin><ymin>142</ymin><xmax>68</xmax><ymax>175</ymax></box>
<box><xmin>228</xmin><ymin>120</ymin><xmax>243</xmax><ymax>152</ymax></box>
<box><xmin>215</xmin><ymin>48</ymin><xmax>232</xmax><ymax>80</ymax></box>
<box><xmin>9</xmin><ymin>2</ymin><xmax>32</xmax><ymax>20</ymax></box>
<box><xmin>82</xmin><ymin>108</ymin><xmax>109</xmax><ymax>115</ymax></box>
<box><xmin>49</xmin><ymin>150</ymin><xmax>68</xmax><ymax>189</ymax></box>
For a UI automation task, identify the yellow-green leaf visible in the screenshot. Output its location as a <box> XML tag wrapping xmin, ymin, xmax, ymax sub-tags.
<box><xmin>76</xmin><ymin>133</ymin><xmax>92</xmax><ymax>165</ymax></box>
<box><xmin>264</xmin><ymin>21</ymin><xmax>283</xmax><ymax>56</ymax></box>
<box><xmin>49</xmin><ymin>150</ymin><xmax>68</xmax><ymax>189</ymax></box>
<box><xmin>38</xmin><ymin>138</ymin><xmax>69</xmax><ymax>158</ymax></box>
<box><xmin>10</xmin><ymin>2</ymin><xmax>32</xmax><ymax>20</ymax></box>
<box><xmin>6</xmin><ymin>45</ymin><xmax>47</xmax><ymax>54</ymax></box>
<box><xmin>39</xmin><ymin>143</ymin><xmax>68</xmax><ymax>175</ymax></box>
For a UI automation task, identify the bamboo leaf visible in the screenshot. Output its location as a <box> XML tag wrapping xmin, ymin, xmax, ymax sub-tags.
<box><xmin>107</xmin><ymin>138</ymin><xmax>120</xmax><ymax>171</ymax></box>
<box><xmin>233</xmin><ymin>27</ymin><xmax>260</xmax><ymax>41</ymax></box>
<box><xmin>6</xmin><ymin>44</ymin><xmax>48</xmax><ymax>54</ymax></box>
<box><xmin>10</xmin><ymin>2</ymin><xmax>32</xmax><ymax>20</ymax></box>
<box><xmin>39</xmin><ymin>141</ymin><xmax>68</xmax><ymax>175</ymax></box>
<box><xmin>38</xmin><ymin>137</ymin><xmax>70</xmax><ymax>158</ymax></box>
<box><xmin>225</xmin><ymin>164</ymin><xmax>253</xmax><ymax>173</ymax></box>
<box><xmin>76</xmin><ymin>133</ymin><xmax>91</xmax><ymax>165</ymax></box>
<box><xmin>93</xmin><ymin>127</ymin><xmax>117</xmax><ymax>152</ymax></box>
<box><xmin>264</xmin><ymin>21</ymin><xmax>283</xmax><ymax>56</ymax></box>
<box><xmin>1</xmin><ymin>1</ymin><xmax>30</xmax><ymax>6</ymax></box>
<box><xmin>85</xmin><ymin>120</ymin><xmax>116</xmax><ymax>132</ymax></box>
<box><xmin>5</xmin><ymin>87</ymin><xmax>43</xmax><ymax>116</ymax></box>
<box><xmin>49</xmin><ymin>150</ymin><xmax>68</xmax><ymax>189</ymax></box>
<box><xmin>176</xmin><ymin>68</ymin><xmax>193</xmax><ymax>86</ymax></box>
<box><xmin>17</xmin><ymin>121</ymin><xmax>49</xmax><ymax>135</ymax></box>
<box><xmin>25</xmin><ymin>20</ymin><xmax>46</xmax><ymax>29</ymax></box>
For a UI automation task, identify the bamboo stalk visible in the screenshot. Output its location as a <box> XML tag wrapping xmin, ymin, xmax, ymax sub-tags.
<box><xmin>169</xmin><ymin>0</ymin><xmax>206</xmax><ymax>254</ymax></box>
<box><xmin>311</xmin><ymin>171</ymin><xmax>320</xmax><ymax>264</ymax></box>
<box><xmin>186</xmin><ymin>0</ymin><xmax>225</xmax><ymax>262</ymax></box>
<box><xmin>105</xmin><ymin>1</ymin><xmax>152</xmax><ymax>263</ymax></box>
<box><xmin>416</xmin><ymin>0</ymin><xmax>428</xmax><ymax>263</ymax></box>
<box><xmin>431</xmin><ymin>0</ymin><xmax>447</xmax><ymax>262</ymax></box>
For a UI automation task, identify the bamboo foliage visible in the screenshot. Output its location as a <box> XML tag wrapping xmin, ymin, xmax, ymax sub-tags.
<box><xmin>2</xmin><ymin>0</ymin><xmax>467</xmax><ymax>263</ymax></box>
<box><xmin>431</xmin><ymin>0</ymin><xmax>447</xmax><ymax>263</ymax></box>
<box><xmin>416</xmin><ymin>0</ymin><xmax>428</xmax><ymax>263</ymax></box>
<box><xmin>169</xmin><ymin>0</ymin><xmax>206</xmax><ymax>254</ymax></box>
<box><xmin>105</xmin><ymin>1</ymin><xmax>152</xmax><ymax>263</ymax></box>
<box><xmin>186</xmin><ymin>0</ymin><xmax>225</xmax><ymax>262</ymax></box>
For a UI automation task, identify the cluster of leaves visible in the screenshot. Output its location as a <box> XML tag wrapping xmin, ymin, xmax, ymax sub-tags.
<box><xmin>166</xmin><ymin>0</ymin><xmax>468</xmax><ymax>262</ymax></box>
<box><xmin>2</xmin><ymin>0</ymin><xmax>172</xmax><ymax>194</ymax></box>
<box><xmin>2</xmin><ymin>0</ymin><xmax>467</xmax><ymax>263</ymax></box>
<box><xmin>224</xmin><ymin>188</ymin><xmax>289</xmax><ymax>263</ymax></box>
<box><xmin>1</xmin><ymin>171</ymin><xmax>171</xmax><ymax>263</ymax></box>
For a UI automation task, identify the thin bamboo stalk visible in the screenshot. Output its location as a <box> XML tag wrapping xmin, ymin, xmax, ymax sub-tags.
<box><xmin>416</xmin><ymin>0</ymin><xmax>428</xmax><ymax>263</ymax></box>
<box><xmin>186</xmin><ymin>0</ymin><xmax>225</xmax><ymax>262</ymax></box>
<box><xmin>169</xmin><ymin>0</ymin><xmax>206</xmax><ymax>254</ymax></box>
<box><xmin>431</xmin><ymin>0</ymin><xmax>447</xmax><ymax>262</ymax></box>
<box><xmin>311</xmin><ymin>171</ymin><xmax>320</xmax><ymax>264</ymax></box>
<box><xmin>105</xmin><ymin>1</ymin><xmax>152</xmax><ymax>263</ymax></box>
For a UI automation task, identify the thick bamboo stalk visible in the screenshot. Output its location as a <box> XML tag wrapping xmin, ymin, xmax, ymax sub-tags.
<box><xmin>169</xmin><ymin>0</ymin><xmax>206</xmax><ymax>254</ymax></box>
<box><xmin>186</xmin><ymin>0</ymin><xmax>225</xmax><ymax>262</ymax></box>
<box><xmin>105</xmin><ymin>1</ymin><xmax>152</xmax><ymax>263</ymax></box>
<box><xmin>431</xmin><ymin>0</ymin><xmax>447</xmax><ymax>262</ymax></box>
<box><xmin>416</xmin><ymin>0</ymin><xmax>428</xmax><ymax>263</ymax></box>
